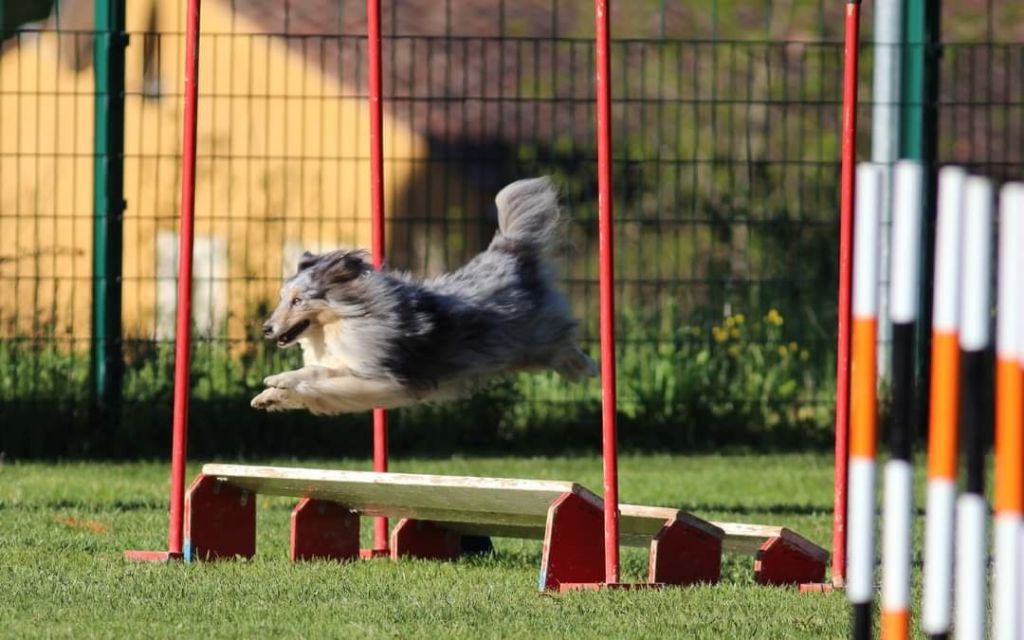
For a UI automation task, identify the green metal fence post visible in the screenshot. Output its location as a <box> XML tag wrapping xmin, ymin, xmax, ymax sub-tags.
<box><xmin>900</xmin><ymin>0</ymin><xmax>941</xmax><ymax>433</ymax></box>
<box><xmin>92</xmin><ymin>0</ymin><xmax>127</xmax><ymax>413</ymax></box>
<box><xmin>900</xmin><ymin>0</ymin><xmax>939</xmax><ymax>162</ymax></box>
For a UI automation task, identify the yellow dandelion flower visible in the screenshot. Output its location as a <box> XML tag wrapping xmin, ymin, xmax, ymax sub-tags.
<box><xmin>788</xmin><ymin>341</ymin><xmax>798</xmax><ymax>352</ymax></box>
<box><xmin>712</xmin><ymin>327</ymin><xmax>728</xmax><ymax>343</ymax></box>
<box><xmin>730</xmin><ymin>328</ymin><xmax>741</xmax><ymax>339</ymax></box>
<box><xmin>728</xmin><ymin>345</ymin><xmax>741</xmax><ymax>357</ymax></box>
<box><xmin>734</xmin><ymin>313</ymin><xmax>745</xmax><ymax>324</ymax></box>
<box><xmin>765</xmin><ymin>309</ymin><xmax>784</xmax><ymax>326</ymax></box>
<box><xmin>777</xmin><ymin>345</ymin><xmax>788</xmax><ymax>357</ymax></box>
<box><xmin>724</xmin><ymin>316</ymin><xmax>735</xmax><ymax>328</ymax></box>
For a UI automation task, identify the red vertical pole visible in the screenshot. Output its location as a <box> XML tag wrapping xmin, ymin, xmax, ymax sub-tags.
<box><xmin>367</xmin><ymin>0</ymin><xmax>389</xmax><ymax>554</ymax></box>
<box><xmin>831</xmin><ymin>0</ymin><xmax>862</xmax><ymax>588</ymax></box>
<box><xmin>165</xmin><ymin>0</ymin><xmax>203</xmax><ymax>557</ymax></box>
<box><xmin>123</xmin><ymin>0</ymin><xmax>201</xmax><ymax>565</ymax></box>
<box><xmin>594</xmin><ymin>0</ymin><xmax>619</xmax><ymax>585</ymax></box>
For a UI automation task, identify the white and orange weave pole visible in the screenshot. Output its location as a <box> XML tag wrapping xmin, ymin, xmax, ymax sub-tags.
<box><xmin>954</xmin><ymin>176</ymin><xmax>994</xmax><ymax>640</ymax></box>
<box><xmin>921</xmin><ymin>166</ymin><xmax>967</xmax><ymax>640</ymax></box>
<box><xmin>848</xmin><ymin>163</ymin><xmax>883</xmax><ymax>640</ymax></box>
<box><xmin>992</xmin><ymin>182</ymin><xmax>1024</xmax><ymax>640</ymax></box>
<box><xmin>880</xmin><ymin>161</ymin><xmax>923</xmax><ymax>640</ymax></box>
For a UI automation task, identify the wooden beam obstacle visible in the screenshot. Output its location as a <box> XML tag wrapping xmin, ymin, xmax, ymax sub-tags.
<box><xmin>183</xmin><ymin>464</ymin><xmax>827</xmax><ymax>590</ymax></box>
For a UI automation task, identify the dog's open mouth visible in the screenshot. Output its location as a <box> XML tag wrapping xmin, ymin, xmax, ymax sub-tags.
<box><xmin>276</xmin><ymin>319</ymin><xmax>310</xmax><ymax>346</ymax></box>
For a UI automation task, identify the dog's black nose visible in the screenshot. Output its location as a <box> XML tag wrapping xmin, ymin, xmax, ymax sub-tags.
<box><xmin>262</xmin><ymin>324</ymin><xmax>274</xmax><ymax>337</ymax></box>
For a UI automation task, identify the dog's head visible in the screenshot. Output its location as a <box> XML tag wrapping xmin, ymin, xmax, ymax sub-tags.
<box><xmin>262</xmin><ymin>249</ymin><xmax>371</xmax><ymax>347</ymax></box>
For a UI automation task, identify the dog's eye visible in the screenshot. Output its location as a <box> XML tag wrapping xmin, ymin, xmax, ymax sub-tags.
<box><xmin>290</xmin><ymin>297</ymin><xmax>302</xmax><ymax>307</ymax></box>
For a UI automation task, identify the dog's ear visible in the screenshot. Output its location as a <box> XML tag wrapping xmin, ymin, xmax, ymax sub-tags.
<box><xmin>296</xmin><ymin>251</ymin><xmax>319</xmax><ymax>273</ymax></box>
<box><xmin>317</xmin><ymin>250</ymin><xmax>370</xmax><ymax>283</ymax></box>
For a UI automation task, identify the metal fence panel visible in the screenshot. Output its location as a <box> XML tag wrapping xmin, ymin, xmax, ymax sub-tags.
<box><xmin>0</xmin><ymin>0</ymin><xmax>1021</xmax><ymax>456</ymax></box>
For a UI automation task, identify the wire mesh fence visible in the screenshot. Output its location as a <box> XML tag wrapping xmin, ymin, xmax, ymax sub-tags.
<box><xmin>1</xmin><ymin>0</ymin><xmax>1022</xmax><ymax>457</ymax></box>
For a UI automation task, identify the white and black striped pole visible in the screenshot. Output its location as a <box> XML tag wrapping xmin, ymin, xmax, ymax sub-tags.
<box><xmin>880</xmin><ymin>161</ymin><xmax>923</xmax><ymax>640</ymax></box>
<box><xmin>954</xmin><ymin>175</ymin><xmax>994</xmax><ymax>640</ymax></box>
<box><xmin>921</xmin><ymin>166</ymin><xmax>967</xmax><ymax>640</ymax></box>
<box><xmin>992</xmin><ymin>183</ymin><xmax>1024</xmax><ymax>640</ymax></box>
<box><xmin>849</xmin><ymin>163</ymin><xmax>883</xmax><ymax>640</ymax></box>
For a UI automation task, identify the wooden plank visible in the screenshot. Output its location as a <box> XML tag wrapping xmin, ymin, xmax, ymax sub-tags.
<box><xmin>619</xmin><ymin>504</ymin><xmax>724</xmax><ymax>540</ymax></box>
<box><xmin>430</xmin><ymin>521</ymin><xmax>670</xmax><ymax>548</ymax></box>
<box><xmin>711</xmin><ymin>521</ymin><xmax>829</xmax><ymax>562</ymax></box>
<box><xmin>202</xmin><ymin>464</ymin><xmax>598</xmax><ymax>530</ymax></box>
<box><xmin>440</xmin><ymin>507</ymin><xmax>724</xmax><ymax>548</ymax></box>
<box><xmin>620</xmin><ymin>505</ymin><xmax>827</xmax><ymax>561</ymax></box>
<box><xmin>204</xmin><ymin>465</ymin><xmax>722</xmax><ymax>548</ymax></box>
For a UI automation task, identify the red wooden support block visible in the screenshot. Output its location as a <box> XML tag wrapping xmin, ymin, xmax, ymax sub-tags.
<box><xmin>290</xmin><ymin>498</ymin><xmax>360</xmax><ymax>562</ymax></box>
<box><xmin>799</xmin><ymin>582</ymin><xmax>837</xmax><ymax>593</ymax></box>
<box><xmin>124</xmin><ymin>550</ymin><xmax>183</xmax><ymax>562</ymax></box>
<box><xmin>184</xmin><ymin>473</ymin><xmax>256</xmax><ymax>562</ymax></box>
<box><xmin>560</xmin><ymin>582</ymin><xmax>664</xmax><ymax>591</ymax></box>
<box><xmin>359</xmin><ymin>548</ymin><xmax>390</xmax><ymax>559</ymax></box>
<box><xmin>648</xmin><ymin>518</ymin><xmax>723</xmax><ymax>585</ymax></box>
<box><xmin>754</xmin><ymin>536</ymin><xmax>827</xmax><ymax>586</ymax></box>
<box><xmin>390</xmin><ymin>519</ymin><xmax>461</xmax><ymax>560</ymax></box>
<box><xmin>539</xmin><ymin>492</ymin><xmax>605</xmax><ymax>590</ymax></box>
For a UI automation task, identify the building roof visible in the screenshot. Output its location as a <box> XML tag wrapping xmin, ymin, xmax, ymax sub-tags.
<box><xmin>229</xmin><ymin>0</ymin><xmax>601</xmax><ymax>147</ymax></box>
<box><xmin>33</xmin><ymin>0</ymin><xmax>1024</xmax><ymax>173</ymax></box>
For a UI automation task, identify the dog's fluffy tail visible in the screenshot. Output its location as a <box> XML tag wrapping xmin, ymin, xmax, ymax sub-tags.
<box><xmin>492</xmin><ymin>176</ymin><xmax>563</xmax><ymax>259</ymax></box>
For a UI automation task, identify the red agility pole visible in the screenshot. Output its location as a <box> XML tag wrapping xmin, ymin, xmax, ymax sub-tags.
<box><xmin>365</xmin><ymin>0</ymin><xmax>390</xmax><ymax>557</ymax></box>
<box><xmin>829</xmin><ymin>0</ymin><xmax>862</xmax><ymax>589</ymax></box>
<box><xmin>595</xmin><ymin>0</ymin><xmax>620</xmax><ymax>585</ymax></box>
<box><xmin>125</xmin><ymin>0</ymin><xmax>202</xmax><ymax>563</ymax></box>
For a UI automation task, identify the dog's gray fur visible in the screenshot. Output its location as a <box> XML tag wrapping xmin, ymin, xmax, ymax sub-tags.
<box><xmin>252</xmin><ymin>176</ymin><xmax>597</xmax><ymax>415</ymax></box>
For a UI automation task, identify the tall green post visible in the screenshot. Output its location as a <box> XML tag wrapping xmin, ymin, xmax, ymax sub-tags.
<box><xmin>92</xmin><ymin>0</ymin><xmax>127</xmax><ymax>412</ymax></box>
<box><xmin>900</xmin><ymin>0</ymin><xmax>939</xmax><ymax>162</ymax></box>
<box><xmin>900</xmin><ymin>0</ymin><xmax>940</xmax><ymax>431</ymax></box>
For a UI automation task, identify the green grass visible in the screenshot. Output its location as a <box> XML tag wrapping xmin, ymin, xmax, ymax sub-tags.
<box><xmin>1</xmin><ymin>453</ymin><xmax>872</xmax><ymax>638</ymax></box>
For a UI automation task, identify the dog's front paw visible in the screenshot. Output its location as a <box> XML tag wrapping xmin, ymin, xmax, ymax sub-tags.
<box><xmin>263</xmin><ymin>372</ymin><xmax>300</xmax><ymax>389</ymax></box>
<box><xmin>251</xmin><ymin>388</ymin><xmax>289</xmax><ymax>411</ymax></box>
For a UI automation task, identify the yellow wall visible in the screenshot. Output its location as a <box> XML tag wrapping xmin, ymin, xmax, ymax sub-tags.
<box><xmin>0</xmin><ymin>0</ymin><xmax>431</xmax><ymax>343</ymax></box>
<box><xmin>0</xmin><ymin>30</ymin><xmax>94</xmax><ymax>341</ymax></box>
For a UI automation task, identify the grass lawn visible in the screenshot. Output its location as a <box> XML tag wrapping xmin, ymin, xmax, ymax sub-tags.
<box><xmin>1</xmin><ymin>453</ymin><xmax>894</xmax><ymax>638</ymax></box>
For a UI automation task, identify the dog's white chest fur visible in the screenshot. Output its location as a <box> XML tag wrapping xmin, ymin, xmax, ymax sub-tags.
<box><xmin>298</xmin><ymin>320</ymin><xmax>365</xmax><ymax>371</ymax></box>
